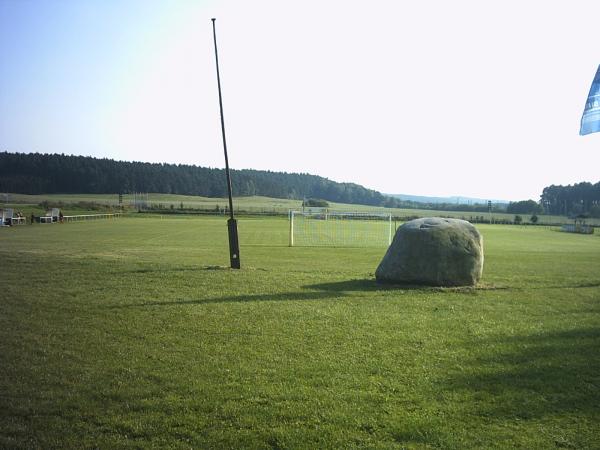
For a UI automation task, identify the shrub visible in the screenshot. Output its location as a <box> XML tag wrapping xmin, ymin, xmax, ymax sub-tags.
<box><xmin>303</xmin><ymin>198</ymin><xmax>329</xmax><ymax>208</ymax></box>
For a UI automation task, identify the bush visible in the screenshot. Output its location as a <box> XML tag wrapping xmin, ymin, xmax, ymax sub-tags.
<box><xmin>507</xmin><ymin>200</ymin><xmax>543</xmax><ymax>215</ymax></box>
<box><xmin>514</xmin><ymin>215</ymin><xmax>523</xmax><ymax>225</ymax></box>
<box><xmin>303</xmin><ymin>198</ymin><xmax>329</xmax><ymax>208</ymax></box>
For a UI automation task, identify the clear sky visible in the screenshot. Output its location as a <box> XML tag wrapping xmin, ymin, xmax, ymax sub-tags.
<box><xmin>1</xmin><ymin>0</ymin><xmax>599</xmax><ymax>201</ymax></box>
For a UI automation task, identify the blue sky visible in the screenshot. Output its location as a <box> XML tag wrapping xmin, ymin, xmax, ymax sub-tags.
<box><xmin>2</xmin><ymin>0</ymin><xmax>600</xmax><ymax>200</ymax></box>
<box><xmin>1</xmin><ymin>0</ymin><xmax>209</xmax><ymax>158</ymax></box>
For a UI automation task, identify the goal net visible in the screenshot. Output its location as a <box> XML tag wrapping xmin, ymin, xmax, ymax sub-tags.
<box><xmin>289</xmin><ymin>210</ymin><xmax>393</xmax><ymax>247</ymax></box>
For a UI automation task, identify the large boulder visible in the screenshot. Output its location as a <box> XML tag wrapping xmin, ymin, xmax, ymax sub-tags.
<box><xmin>376</xmin><ymin>217</ymin><xmax>483</xmax><ymax>286</ymax></box>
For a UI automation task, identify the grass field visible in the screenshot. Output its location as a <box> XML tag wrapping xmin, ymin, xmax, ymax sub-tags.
<box><xmin>3</xmin><ymin>192</ymin><xmax>596</xmax><ymax>226</ymax></box>
<box><xmin>1</xmin><ymin>216</ymin><xmax>599</xmax><ymax>448</ymax></box>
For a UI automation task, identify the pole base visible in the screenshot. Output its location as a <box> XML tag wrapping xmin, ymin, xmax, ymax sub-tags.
<box><xmin>227</xmin><ymin>218</ymin><xmax>241</xmax><ymax>269</ymax></box>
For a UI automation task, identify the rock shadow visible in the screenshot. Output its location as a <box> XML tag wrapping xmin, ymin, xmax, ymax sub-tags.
<box><xmin>305</xmin><ymin>278</ymin><xmax>491</xmax><ymax>293</ymax></box>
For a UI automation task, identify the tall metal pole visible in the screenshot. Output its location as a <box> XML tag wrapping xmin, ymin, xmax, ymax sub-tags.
<box><xmin>211</xmin><ymin>18</ymin><xmax>240</xmax><ymax>269</ymax></box>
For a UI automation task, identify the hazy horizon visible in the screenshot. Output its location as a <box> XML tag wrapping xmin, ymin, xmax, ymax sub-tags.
<box><xmin>2</xmin><ymin>0</ymin><xmax>600</xmax><ymax>202</ymax></box>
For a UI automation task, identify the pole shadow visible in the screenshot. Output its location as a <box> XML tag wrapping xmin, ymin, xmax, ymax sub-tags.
<box><xmin>111</xmin><ymin>290</ymin><xmax>346</xmax><ymax>308</ymax></box>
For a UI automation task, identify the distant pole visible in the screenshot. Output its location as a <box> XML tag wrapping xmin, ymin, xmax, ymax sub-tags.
<box><xmin>289</xmin><ymin>210</ymin><xmax>294</xmax><ymax>247</ymax></box>
<box><xmin>211</xmin><ymin>18</ymin><xmax>240</xmax><ymax>269</ymax></box>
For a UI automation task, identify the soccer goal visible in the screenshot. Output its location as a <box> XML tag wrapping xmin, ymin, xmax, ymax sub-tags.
<box><xmin>289</xmin><ymin>210</ymin><xmax>393</xmax><ymax>247</ymax></box>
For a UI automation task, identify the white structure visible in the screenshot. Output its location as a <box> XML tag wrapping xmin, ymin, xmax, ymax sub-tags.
<box><xmin>40</xmin><ymin>208</ymin><xmax>61</xmax><ymax>223</ymax></box>
<box><xmin>1</xmin><ymin>208</ymin><xmax>25</xmax><ymax>226</ymax></box>
<box><xmin>1</xmin><ymin>208</ymin><xmax>14</xmax><ymax>226</ymax></box>
<box><xmin>289</xmin><ymin>210</ymin><xmax>393</xmax><ymax>247</ymax></box>
<box><xmin>132</xmin><ymin>192</ymin><xmax>149</xmax><ymax>210</ymax></box>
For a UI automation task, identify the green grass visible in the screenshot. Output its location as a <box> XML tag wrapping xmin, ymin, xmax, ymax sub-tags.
<box><xmin>1</xmin><ymin>216</ymin><xmax>599</xmax><ymax>448</ymax></box>
<box><xmin>3</xmin><ymin>192</ymin><xmax>594</xmax><ymax>225</ymax></box>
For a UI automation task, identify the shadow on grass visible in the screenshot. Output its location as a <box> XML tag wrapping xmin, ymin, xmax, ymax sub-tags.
<box><xmin>123</xmin><ymin>265</ymin><xmax>272</xmax><ymax>274</ymax></box>
<box><xmin>115</xmin><ymin>271</ymin><xmax>600</xmax><ymax>308</ymax></box>
<box><xmin>124</xmin><ymin>267</ymin><xmax>199</xmax><ymax>274</ymax></box>
<box><xmin>123</xmin><ymin>278</ymin><xmax>455</xmax><ymax>308</ymax></box>
<box><xmin>305</xmin><ymin>279</ymin><xmax>507</xmax><ymax>293</ymax></box>
<box><xmin>117</xmin><ymin>290</ymin><xmax>345</xmax><ymax>308</ymax></box>
<box><xmin>445</xmin><ymin>328</ymin><xmax>600</xmax><ymax>420</ymax></box>
<box><xmin>307</xmin><ymin>278</ymin><xmax>384</xmax><ymax>292</ymax></box>
<box><xmin>117</xmin><ymin>278</ymin><xmax>512</xmax><ymax>309</ymax></box>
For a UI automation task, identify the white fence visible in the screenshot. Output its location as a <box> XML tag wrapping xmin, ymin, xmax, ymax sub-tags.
<box><xmin>63</xmin><ymin>213</ymin><xmax>122</xmax><ymax>222</ymax></box>
<box><xmin>561</xmin><ymin>223</ymin><xmax>594</xmax><ymax>234</ymax></box>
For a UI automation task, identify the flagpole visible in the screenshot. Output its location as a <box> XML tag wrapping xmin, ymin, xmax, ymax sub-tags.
<box><xmin>211</xmin><ymin>18</ymin><xmax>241</xmax><ymax>269</ymax></box>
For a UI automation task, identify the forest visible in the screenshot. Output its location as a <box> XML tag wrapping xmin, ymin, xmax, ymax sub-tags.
<box><xmin>0</xmin><ymin>152</ymin><xmax>385</xmax><ymax>206</ymax></box>
<box><xmin>1</xmin><ymin>152</ymin><xmax>598</xmax><ymax>216</ymax></box>
<box><xmin>541</xmin><ymin>182</ymin><xmax>600</xmax><ymax>217</ymax></box>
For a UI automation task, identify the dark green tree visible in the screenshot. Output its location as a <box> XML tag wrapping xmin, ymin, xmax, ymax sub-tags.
<box><xmin>507</xmin><ymin>200</ymin><xmax>543</xmax><ymax>215</ymax></box>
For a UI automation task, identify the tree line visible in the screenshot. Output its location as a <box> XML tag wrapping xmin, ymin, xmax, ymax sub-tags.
<box><xmin>506</xmin><ymin>200</ymin><xmax>543</xmax><ymax>215</ymax></box>
<box><xmin>2</xmin><ymin>152</ymin><xmax>597</xmax><ymax>215</ymax></box>
<box><xmin>0</xmin><ymin>152</ymin><xmax>385</xmax><ymax>206</ymax></box>
<box><xmin>541</xmin><ymin>182</ymin><xmax>600</xmax><ymax>217</ymax></box>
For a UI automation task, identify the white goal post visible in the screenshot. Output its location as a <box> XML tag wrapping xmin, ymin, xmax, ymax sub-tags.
<box><xmin>289</xmin><ymin>210</ymin><xmax>393</xmax><ymax>247</ymax></box>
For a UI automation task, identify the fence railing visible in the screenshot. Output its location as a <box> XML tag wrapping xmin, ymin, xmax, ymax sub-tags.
<box><xmin>62</xmin><ymin>213</ymin><xmax>122</xmax><ymax>222</ymax></box>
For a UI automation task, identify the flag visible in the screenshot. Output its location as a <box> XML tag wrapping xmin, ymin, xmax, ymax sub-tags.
<box><xmin>580</xmin><ymin>64</ymin><xmax>600</xmax><ymax>135</ymax></box>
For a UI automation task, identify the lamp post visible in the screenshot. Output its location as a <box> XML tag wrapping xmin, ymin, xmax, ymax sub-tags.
<box><xmin>211</xmin><ymin>18</ymin><xmax>240</xmax><ymax>269</ymax></box>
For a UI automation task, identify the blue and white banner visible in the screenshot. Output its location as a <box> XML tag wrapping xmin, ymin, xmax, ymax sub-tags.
<box><xmin>580</xmin><ymin>64</ymin><xmax>600</xmax><ymax>135</ymax></box>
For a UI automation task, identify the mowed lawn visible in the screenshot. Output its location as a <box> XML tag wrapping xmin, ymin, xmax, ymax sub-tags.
<box><xmin>1</xmin><ymin>216</ymin><xmax>599</xmax><ymax>449</ymax></box>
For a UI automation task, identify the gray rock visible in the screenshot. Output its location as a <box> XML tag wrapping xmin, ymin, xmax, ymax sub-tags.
<box><xmin>375</xmin><ymin>217</ymin><xmax>483</xmax><ymax>286</ymax></box>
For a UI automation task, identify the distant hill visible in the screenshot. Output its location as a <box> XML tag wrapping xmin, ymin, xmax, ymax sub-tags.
<box><xmin>0</xmin><ymin>152</ymin><xmax>386</xmax><ymax>207</ymax></box>
<box><xmin>388</xmin><ymin>193</ymin><xmax>509</xmax><ymax>206</ymax></box>
<box><xmin>11</xmin><ymin>152</ymin><xmax>590</xmax><ymax>215</ymax></box>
